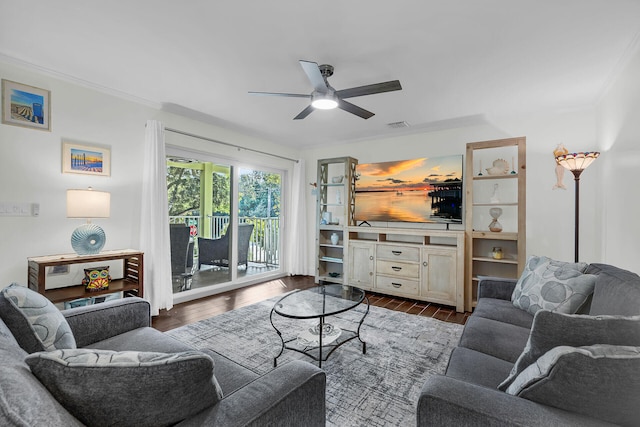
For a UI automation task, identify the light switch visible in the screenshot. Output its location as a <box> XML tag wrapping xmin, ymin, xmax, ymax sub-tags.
<box><xmin>0</xmin><ymin>202</ymin><xmax>39</xmax><ymax>217</ymax></box>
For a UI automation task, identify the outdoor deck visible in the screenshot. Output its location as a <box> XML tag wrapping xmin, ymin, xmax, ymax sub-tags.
<box><xmin>172</xmin><ymin>262</ymin><xmax>280</xmax><ymax>293</ymax></box>
<box><xmin>170</xmin><ymin>215</ymin><xmax>281</xmax><ymax>294</ymax></box>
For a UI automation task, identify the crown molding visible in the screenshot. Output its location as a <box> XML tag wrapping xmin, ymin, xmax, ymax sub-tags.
<box><xmin>0</xmin><ymin>52</ymin><xmax>161</xmax><ymax>109</ymax></box>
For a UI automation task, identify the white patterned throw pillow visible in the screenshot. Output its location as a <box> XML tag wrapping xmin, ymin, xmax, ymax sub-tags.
<box><xmin>511</xmin><ymin>256</ymin><xmax>596</xmax><ymax>315</ymax></box>
<box><xmin>0</xmin><ymin>283</ymin><xmax>76</xmax><ymax>353</ymax></box>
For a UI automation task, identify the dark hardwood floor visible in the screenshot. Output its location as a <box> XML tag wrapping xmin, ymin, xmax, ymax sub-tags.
<box><xmin>152</xmin><ymin>275</ymin><xmax>471</xmax><ymax>332</ymax></box>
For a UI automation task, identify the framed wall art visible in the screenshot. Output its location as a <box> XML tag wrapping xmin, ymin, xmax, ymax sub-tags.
<box><xmin>1</xmin><ymin>79</ymin><xmax>51</xmax><ymax>131</ymax></box>
<box><xmin>62</xmin><ymin>141</ymin><xmax>111</xmax><ymax>176</ymax></box>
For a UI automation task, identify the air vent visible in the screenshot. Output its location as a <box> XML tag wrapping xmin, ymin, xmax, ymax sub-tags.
<box><xmin>387</xmin><ymin>121</ymin><xmax>410</xmax><ymax>129</ymax></box>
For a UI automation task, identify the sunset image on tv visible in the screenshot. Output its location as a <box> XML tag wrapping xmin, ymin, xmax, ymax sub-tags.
<box><xmin>355</xmin><ymin>155</ymin><xmax>463</xmax><ymax>223</ymax></box>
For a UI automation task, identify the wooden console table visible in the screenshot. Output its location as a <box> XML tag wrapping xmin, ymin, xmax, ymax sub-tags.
<box><xmin>28</xmin><ymin>250</ymin><xmax>144</xmax><ymax>304</ymax></box>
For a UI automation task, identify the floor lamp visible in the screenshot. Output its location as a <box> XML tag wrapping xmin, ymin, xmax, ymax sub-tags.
<box><xmin>555</xmin><ymin>151</ymin><xmax>600</xmax><ymax>262</ymax></box>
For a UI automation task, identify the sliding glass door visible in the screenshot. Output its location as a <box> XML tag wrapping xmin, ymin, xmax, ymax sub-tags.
<box><xmin>238</xmin><ymin>167</ymin><xmax>281</xmax><ymax>271</ymax></box>
<box><xmin>166</xmin><ymin>151</ymin><xmax>282</xmax><ymax>296</ymax></box>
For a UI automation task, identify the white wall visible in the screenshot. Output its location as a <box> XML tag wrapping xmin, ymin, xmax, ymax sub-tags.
<box><xmin>0</xmin><ymin>60</ymin><xmax>299</xmax><ymax>286</ymax></box>
<box><xmin>597</xmin><ymin>40</ymin><xmax>640</xmax><ymax>272</ymax></box>
<box><xmin>0</xmin><ymin>62</ymin><xmax>151</xmax><ymax>284</ymax></box>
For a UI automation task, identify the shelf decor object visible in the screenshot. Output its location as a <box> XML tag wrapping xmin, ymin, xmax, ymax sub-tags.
<box><xmin>82</xmin><ymin>266</ymin><xmax>111</xmax><ymax>292</ymax></box>
<box><xmin>486</xmin><ymin>158</ymin><xmax>509</xmax><ymax>175</ymax></box>
<box><xmin>67</xmin><ymin>188</ymin><xmax>111</xmax><ymax>255</ymax></box>
<box><xmin>555</xmin><ymin>151</ymin><xmax>600</xmax><ymax>262</ymax></box>
<box><xmin>488</xmin><ymin>207</ymin><xmax>503</xmax><ymax>232</ymax></box>
<box><xmin>331</xmin><ymin>233</ymin><xmax>340</xmax><ymax>245</ymax></box>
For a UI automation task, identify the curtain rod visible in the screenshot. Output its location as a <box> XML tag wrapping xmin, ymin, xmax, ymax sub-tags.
<box><xmin>164</xmin><ymin>127</ymin><xmax>299</xmax><ymax>163</ymax></box>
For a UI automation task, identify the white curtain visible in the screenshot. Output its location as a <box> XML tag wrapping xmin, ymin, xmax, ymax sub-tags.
<box><xmin>140</xmin><ymin>120</ymin><xmax>173</xmax><ymax>316</ymax></box>
<box><xmin>284</xmin><ymin>159</ymin><xmax>308</xmax><ymax>275</ymax></box>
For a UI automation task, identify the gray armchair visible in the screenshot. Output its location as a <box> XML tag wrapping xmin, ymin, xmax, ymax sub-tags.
<box><xmin>170</xmin><ymin>224</ymin><xmax>194</xmax><ymax>276</ymax></box>
<box><xmin>0</xmin><ymin>294</ymin><xmax>327</xmax><ymax>426</ymax></box>
<box><xmin>198</xmin><ymin>223</ymin><xmax>254</xmax><ymax>270</ymax></box>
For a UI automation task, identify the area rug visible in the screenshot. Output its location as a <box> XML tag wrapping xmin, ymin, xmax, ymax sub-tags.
<box><xmin>166</xmin><ymin>296</ymin><xmax>463</xmax><ymax>426</ymax></box>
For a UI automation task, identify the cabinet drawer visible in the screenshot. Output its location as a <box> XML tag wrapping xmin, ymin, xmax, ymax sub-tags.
<box><xmin>376</xmin><ymin>275</ymin><xmax>419</xmax><ymax>295</ymax></box>
<box><xmin>377</xmin><ymin>245</ymin><xmax>420</xmax><ymax>262</ymax></box>
<box><xmin>376</xmin><ymin>259</ymin><xmax>420</xmax><ymax>279</ymax></box>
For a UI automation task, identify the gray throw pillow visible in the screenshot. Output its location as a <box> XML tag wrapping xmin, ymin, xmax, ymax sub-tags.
<box><xmin>505</xmin><ymin>344</ymin><xmax>640</xmax><ymax>426</ymax></box>
<box><xmin>511</xmin><ymin>256</ymin><xmax>596</xmax><ymax>315</ymax></box>
<box><xmin>26</xmin><ymin>349</ymin><xmax>224</xmax><ymax>427</ymax></box>
<box><xmin>586</xmin><ymin>263</ymin><xmax>640</xmax><ymax>316</ymax></box>
<box><xmin>0</xmin><ymin>320</ymin><xmax>84</xmax><ymax>427</ymax></box>
<box><xmin>498</xmin><ymin>310</ymin><xmax>640</xmax><ymax>391</ymax></box>
<box><xmin>0</xmin><ymin>283</ymin><xmax>76</xmax><ymax>353</ymax></box>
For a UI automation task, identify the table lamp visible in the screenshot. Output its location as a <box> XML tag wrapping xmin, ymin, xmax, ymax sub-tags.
<box><xmin>66</xmin><ymin>187</ymin><xmax>111</xmax><ymax>255</ymax></box>
<box><xmin>555</xmin><ymin>151</ymin><xmax>600</xmax><ymax>262</ymax></box>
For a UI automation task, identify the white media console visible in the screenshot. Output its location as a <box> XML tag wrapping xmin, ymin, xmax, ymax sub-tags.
<box><xmin>346</xmin><ymin>226</ymin><xmax>464</xmax><ymax>313</ymax></box>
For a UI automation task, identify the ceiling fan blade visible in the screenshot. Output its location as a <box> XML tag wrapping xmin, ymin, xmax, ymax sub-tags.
<box><xmin>335</xmin><ymin>80</ymin><xmax>402</xmax><ymax>99</ymax></box>
<box><xmin>248</xmin><ymin>91</ymin><xmax>310</xmax><ymax>98</ymax></box>
<box><xmin>299</xmin><ymin>60</ymin><xmax>328</xmax><ymax>92</ymax></box>
<box><xmin>338</xmin><ymin>99</ymin><xmax>375</xmax><ymax>119</ymax></box>
<box><xmin>293</xmin><ymin>105</ymin><xmax>314</xmax><ymax>120</ymax></box>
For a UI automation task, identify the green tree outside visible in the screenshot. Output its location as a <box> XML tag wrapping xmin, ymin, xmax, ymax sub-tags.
<box><xmin>167</xmin><ymin>162</ymin><xmax>280</xmax><ymax>219</ymax></box>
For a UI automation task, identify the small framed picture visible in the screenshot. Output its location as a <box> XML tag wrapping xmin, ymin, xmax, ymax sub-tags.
<box><xmin>62</xmin><ymin>141</ymin><xmax>111</xmax><ymax>176</ymax></box>
<box><xmin>1</xmin><ymin>79</ymin><xmax>51</xmax><ymax>131</ymax></box>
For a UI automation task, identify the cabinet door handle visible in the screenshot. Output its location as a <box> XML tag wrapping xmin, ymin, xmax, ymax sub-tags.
<box><xmin>391</xmin><ymin>250</ymin><xmax>402</xmax><ymax>255</ymax></box>
<box><xmin>392</xmin><ymin>266</ymin><xmax>402</xmax><ymax>271</ymax></box>
<box><xmin>423</xmin><ymin>261</ymin><xmax>428</xmax><ymax>267</ymax></box>
<box><xmin>369</xmin><ymin>256</ymin><xmax>374</xmax><ymax>260</ymax></box>
<box><xmin>391</xmin><ymin>282</ymin><xmax>402</xmax><ymax>288</ymax></box>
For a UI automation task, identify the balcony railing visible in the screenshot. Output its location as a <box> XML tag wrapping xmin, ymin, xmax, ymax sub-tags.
<box><xmin>169</xmin><ymin>215</ymin><xmax>280</xmax><ymax>266</ymax></box>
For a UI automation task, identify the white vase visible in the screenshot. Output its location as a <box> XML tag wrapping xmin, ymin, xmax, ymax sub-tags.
<box><xmin>330</xmin><ymin>233</ymin><xmax>339</xmax><ymax>245</ymax></box>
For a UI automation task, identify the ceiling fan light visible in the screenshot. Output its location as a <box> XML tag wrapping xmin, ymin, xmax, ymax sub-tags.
<box><xmin>311</xmin><ymin>92</ymin><xmax>338</xmax><ymax>110</ymax></box>
<box><xmin>312</xmin><ymin>99</ymin><xmax>338</xmax><ymax>109</ymax></box>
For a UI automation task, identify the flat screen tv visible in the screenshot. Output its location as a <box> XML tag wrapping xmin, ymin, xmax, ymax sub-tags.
<box><xmin>354</xmin><ymin>155</ymin><xmax>463</xmax><ymax>224</ymax></box>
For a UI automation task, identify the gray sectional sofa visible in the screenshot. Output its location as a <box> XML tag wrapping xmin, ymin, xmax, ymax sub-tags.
<box><xmin>0</xmin><ymin>288</ymin><xmax>326</xmax><ymax>426</ymax></box>
<box><xmin>418</xmin><ymin>261</ymin><xmax>640</xmax><ymax>426</ymax></box>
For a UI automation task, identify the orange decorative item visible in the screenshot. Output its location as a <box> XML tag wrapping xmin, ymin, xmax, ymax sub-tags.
<box><xmin>82</xmin><ymin>266</ymin><xmax>111</xmax><ymax>292</ymax></box>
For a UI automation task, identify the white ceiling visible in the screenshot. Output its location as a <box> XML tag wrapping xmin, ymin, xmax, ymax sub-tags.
<box><xmin>1</xmin><ymin>1</ymin><xmax>639</xmax><ymax>148</ymax></box>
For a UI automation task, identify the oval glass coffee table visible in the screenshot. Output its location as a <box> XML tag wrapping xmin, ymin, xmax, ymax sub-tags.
<box><xmin>270</xmin><ymin>284</ymin><xmax>370</xmax><ymax>368</ymax></box>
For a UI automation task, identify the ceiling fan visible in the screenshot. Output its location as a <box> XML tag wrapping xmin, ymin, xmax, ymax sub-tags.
<box><xmin>248</xmin><ymin>60</ymin><xmax>402</xmax><ymax>120</ymax></box>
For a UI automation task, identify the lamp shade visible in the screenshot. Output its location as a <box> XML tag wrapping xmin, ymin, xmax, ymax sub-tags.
<box><xmin>67</xmin><ymin>189</ymin><xmax>111</xmax><ymax>219</ymax></box>
<box><xmin>555</xmin><ymin>151</ymin><xmax>600</xmax><ymax>172</ymax></box>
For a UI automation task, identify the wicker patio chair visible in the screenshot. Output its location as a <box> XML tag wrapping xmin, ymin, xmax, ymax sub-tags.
<box><xmin>198</xmin><ymin>223</ymin><xmax>254</xmax><ymax>269</ymax></box>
